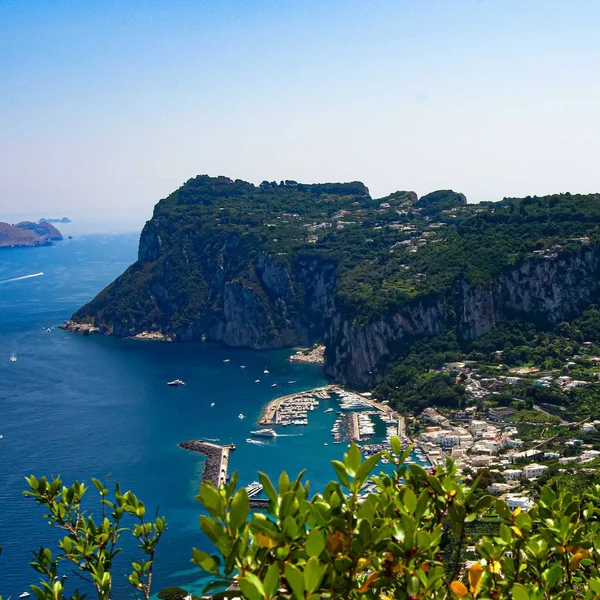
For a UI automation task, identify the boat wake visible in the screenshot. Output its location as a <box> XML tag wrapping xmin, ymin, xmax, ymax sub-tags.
<box><xmin>274</xmin><ymin>433</ymin><xmax>303</xmax><ymax>437</ymax></box>
<box><xmin>246</xmin><ymin>438</ymin><xmax>269</xmax><ymax>446</ymax></box>
<box><xmin>0</xmin><ymin>272</ymin><xmax>44</xmax><ymax>285</ymax></box>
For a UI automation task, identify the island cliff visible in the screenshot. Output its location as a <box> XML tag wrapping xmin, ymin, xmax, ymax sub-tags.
<box><xmin>0</xmin><ymin>221</ymin><xmax>63</xmax><ymax>248</ymax></box>
<box><xmin>64</xmin><ymin>176</ymin><xmax>600</xmax><ymax>389</ymax></box>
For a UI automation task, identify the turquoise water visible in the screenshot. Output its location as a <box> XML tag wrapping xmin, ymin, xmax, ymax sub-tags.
<box><xmin>0</xmin><ymin>234</ymin><xmax>396</xmax><ymax>598</ymax></box>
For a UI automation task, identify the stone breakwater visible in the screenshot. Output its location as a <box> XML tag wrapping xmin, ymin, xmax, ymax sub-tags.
<box><xmin>179</xmin><ymin>440</ymin><xmax>232</xmax><ymax>487</ymax></box>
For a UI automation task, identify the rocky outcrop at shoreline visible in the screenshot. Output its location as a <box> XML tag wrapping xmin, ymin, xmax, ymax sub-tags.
<box><xmin>289</xmin><ymin>344</ymin><xmax>325</xmax><ymax>364</ymax></box>
<box><xmin>60</xmin><ymin>320</ymin><xmax>171</xmax><ymax>341</ymax></box>
<box><xmin>59</xmin><ymin>320</ymin><xmax>100</xmax><ymax>336</ymax></box>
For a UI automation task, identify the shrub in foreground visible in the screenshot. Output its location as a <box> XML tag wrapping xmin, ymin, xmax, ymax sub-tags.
<box><xmin>6</xmin><ymin>437</ymin><xmax>600</xmax><ymax>599</ymax></box>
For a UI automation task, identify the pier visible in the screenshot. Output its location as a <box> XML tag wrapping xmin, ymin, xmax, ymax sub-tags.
<box><xmin>258</xmin><ymin>384</ymin><xmax>393</xmax><ymax>426</ymax></box>
<box><xmin>179</xmin><ymin>440</ymin><xmax>234</xmax><ymax>487</ymax></box>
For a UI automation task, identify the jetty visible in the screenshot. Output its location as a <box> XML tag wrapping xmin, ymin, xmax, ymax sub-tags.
<box><xmin>179</xmin><ymin>440</ymin><xmax>235</xmax><ymax>487</ymax></box>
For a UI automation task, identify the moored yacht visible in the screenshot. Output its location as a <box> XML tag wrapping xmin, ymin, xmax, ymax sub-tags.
<box><xmin>250</xmin><ymin>428</ymin><xmax>277</xmax><ymax>438</ymax></box>
<box><xmin>167</xmin><ymin>379</ymin><xmax>185</xmax><ymax>386</ymax></box>
<box><xmin>245</xmin><ymin>481</ymin><xmax>263</xmax><ymax>497</ymax></box>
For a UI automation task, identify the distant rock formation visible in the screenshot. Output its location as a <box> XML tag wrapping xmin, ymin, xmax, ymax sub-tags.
<box><xmin>39</xmin><ymin>217</ymin><xmax>71</xmax><ymax>224</ymax></box>
<box><xmin>0</xmin><ymin>221</ymin><xmax>63</xmax><ymax>248</ymax></box>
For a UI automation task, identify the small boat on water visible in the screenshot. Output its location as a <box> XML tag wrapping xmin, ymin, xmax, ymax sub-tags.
<box><xmin>271</xmin><ymin>383</ymin><xmax>277</xmax><ymax>388</ymax></box>
<box><xmin>20</xmin><ymin>593</ymin><xmax>31</xmax><ymax>599</ymax></box>
<box><xmin>288</xmin><ymin>380</ymin><xmax>296</xmax><ymax>384</ymax></box>
<box><xmin>246</xmin><ymin>438</ymin><xmax>263</xmax><ymax>446</ymax></box>
<box><xmin>223</xmin><ymin>359</ymin><xmax>231</xmax><ymax>363</ymax></box>
<box><xmin>241</xmin><ymin>365</ymin><xmax>247</xmax><ymax>369</ymax></box>
<box><xmin>238</xmin><ymin>413</ymin><xmax>245</xmax><ymax>419</ymax></box>
<box><xmin>325</xmin><ymin>408</ymin><xmax>334</xmax><ymax>413</ymax></box>
<box><xmin>210</xmin><ymin>402</ymin><xmax>215</xmax><ymax>407</ymax></box>
<box><xmin>250</xmin><ymin>428</ymin><xmax>277</xmax><ymax>438</ymax></box>
<box><xmin>167</xmin><ymin>379</ymin><xmax>185</xmax><ymax>387</ymax></box>
<box><xmin>10</xmin><ymin>354</ymin><xmax>17</xmax><ymax>362</ymax></box>
<box><xmin>255</xmin><ymin>379</ymin><xmax>260</xmax><ymax>383</ymax></box>
<box><xmin>245</xmin><ymin>481</ymin><xmax>263</xmax><ymax>497</ymax></box>
<box><xmin>264</xmin><ymin>369</ymin><xmax>269</xmax><ymax>374</ymax></box>
<box><xmin>324</xmin><ymin>442</ymin><xmax>328</xmax><ymax>446</ymax></box>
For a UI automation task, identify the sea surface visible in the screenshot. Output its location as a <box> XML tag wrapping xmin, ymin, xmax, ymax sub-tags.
<box><xmin>0</xmin><ymin>233</ymin><xmax>407</xmax><ymax>598</ymax></box>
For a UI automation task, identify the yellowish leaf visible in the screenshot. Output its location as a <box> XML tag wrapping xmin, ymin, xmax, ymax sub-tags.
<box><xmin>512</xmin><ymin>507</ymin><xmax>522</xmax><ymax>516</ymax></box>
<box><xmin>451</xmin><ymin>580</ymin><xmax>468</xmax><ymax>598</ymax></box>
<box><xmin>487</xmin><ymin>559</ymin><xmax>502</xmax><ymax>574</ymax></box>
<box><xmin>255</xmin><ymin>533</ymin><xmax>277</xmax><ymax>549</ymax></box>
<box><xmin>469</xmin><ymin>563</ymin><xmax>484</xmax><ymax>596</ymax></box>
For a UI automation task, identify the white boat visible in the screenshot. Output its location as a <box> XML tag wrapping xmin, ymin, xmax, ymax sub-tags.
<box><xmin>288</xmin><ymin>380</ymin><xmax>296</xmax><ymax>384</ymax></box>
<box><xmin>210</xmin><ymin>402</ymin><xmax>215</xmax><ymax>407</ymax></box>
<box><xmin>167</xmin><ymin>379</ymin><xmax>185</xmax><ymax>387</ymax></box>
<box><xmin>246</xmin><ymin>438</ymin><xmax>263</xmax><ymax>446</ymax></box>
<box><xmin>245</xmin><ymin>481</ymin><xmax>263</xmax><ymax>497</ymax></box>
<box><xmin>223</xmin><ymin>359</ymin><xmax>231</xmax><ymax>363</ymax></box>
<box><xmin>20</xmin><ymin>594</ymin><xmax>30</xmax><ymax>599</ymax></box>
<box><xmin>10</xmin><ymin>354</ymin><xmax>17</xmax><ymax>362</ymax></box>
<box><xmin>324</xmin><ymin>442</ymin><xmax>329</xmax><ymax>446</ymax></box>
<box><xmin>250</xmin><ymin>428</ymin><xmax>277</xmax><ymax>438</ymax></box>
<box><xmin>271</xmin><ymin>383</ymin><xmax>277</xmax><ymax>388</ymax></box>
<box><xmin>238</xmin><ymin>413</ymin><xmax>245</xmax><ymax>419</ymax></box>
<box><xmin>325</xmin><ymin>408</ymin><xmax>334</xmax><ymax>413</ymax></box>
<box><xmin>264</xmin><ymin>369</ymin><xmax>269</xmax><ymax>374</ymax></box>
<box><xmin>255</xmin><ymin>379</ymin><xmax>260</xmax><ymax>383</ymax></box>
<box><xmin>241</xmin><ymin>365</ymin><xmax>247</xmax><ymax>369</ymax></box>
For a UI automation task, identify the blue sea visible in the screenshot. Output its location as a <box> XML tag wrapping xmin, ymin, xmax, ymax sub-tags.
<box><xmin>0</xmin><ymin>232</ymin><xmax>399</xmax><ymax>598</ymax></box>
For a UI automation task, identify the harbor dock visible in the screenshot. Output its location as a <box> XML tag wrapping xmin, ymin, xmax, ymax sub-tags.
<box><xmin>258</xmin><ymin>384</ymin><xmax>393</xmax><ymax>426</ymax></box>
<box><xmin>179</xmin><ymin>440</ymin><xmax>234</xmax><ymax>487</ymax></box>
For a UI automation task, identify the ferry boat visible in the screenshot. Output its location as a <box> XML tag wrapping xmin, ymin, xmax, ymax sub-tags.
<box><xmin>245</xmin><ymin>481</ymin><xmax>263</xmax><ymax>498</ymax></box>
<box><xmin>167</xmin><ymin>379</ymin><xmax>185</xmax><ymax>387</ymax></box>
<box><xmin>250</xmin><ymin>428</ymin><xmax>277</xmax><ymax>438</ymax></box>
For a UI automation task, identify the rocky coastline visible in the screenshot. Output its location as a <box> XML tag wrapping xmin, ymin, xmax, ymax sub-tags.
<box><xmin>289</xmin><ymin>344</ymin><xmax>325</xmax><ymax>365</ymax></box>
<box><xmin>60</xmin><ymin>320</ymin><xmax>172</xmax><ymax>341</ymax></box>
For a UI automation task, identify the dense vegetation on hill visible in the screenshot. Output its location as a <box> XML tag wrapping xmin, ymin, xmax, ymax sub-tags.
<box><xmin>68</xmin><ymin>175</ymin><xmax>600</xmax><ymax>411</ymax></box>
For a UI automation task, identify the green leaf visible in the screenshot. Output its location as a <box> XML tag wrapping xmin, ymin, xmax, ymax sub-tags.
<box><xmin>511</xmin><ymin>583</ymin><xmax>530</xmax><ymax>600</ymax></box>
<box><xmin>404</xmin><ymin>488</ymin><xmax>417</xmax><ymax>514</ymax></box>
<box><xmin>239</xmin><ymin>573</ymin><xmax>264</xmax><ymax>600</ymax></box>
<box><xmin>191</xmin><ymin>548</ymin><xmax>219</xmax><ymax>574</ymax></box>
<box><xmin>390</xmin><ymin>435</ymin><xmax>401</xmax><ymax>456</ymax></box>
<box><xmin>306</xmin><ymin>528</ymin><xmax>325</xmax><ymax>558</ymax></box>
<box><xmin>229</xmin><ymin>487</ymin><xmax>249</xmax><ymax>531</ymax></box>
<box><xmin>346</xmin><ymin>443</ymin><xmax>362</xmax><ymax>476</ymax></box>
<box><xmin>263</xmin><ymin>562</ymin><xmax>280</xmax><ymax>598</ymax></box>
<box><xmin>278</xmin><ymin>471</ymin><xmax>290</xmax><ymax>495</ymax></box>
<box><xmin>331</xmin><ymin>460</ymin><xmax>351</xmax><ymax>488</ymax></box>
<box><xmin>304</xmin><ymin>556</ymin><xmax>324</xmax><ymax>594</ymax></box>
<box><xmin>355</xmin><ymin>452</ymin><xmax>382</xmax><ymax>486</ymax></box>
<box><xmin>258</xmin><ymin>472</ymin><xmax>277</xmax><ymax>504</ymax></box>
<box><xmin>198</xmin><ymin>483</ymin><xmax>224</xmax><ymax>519</ymax></box>
<box><xmin>284</xmin><ymin>563</ymin><xmax>305</xmax><ymax>600</ymax></box>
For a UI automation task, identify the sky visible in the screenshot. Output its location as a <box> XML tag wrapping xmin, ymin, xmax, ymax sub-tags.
<box><xmin>2</xmin><ymin>0</ymin><xmax>600</xmax><ymax>223</ymax></box>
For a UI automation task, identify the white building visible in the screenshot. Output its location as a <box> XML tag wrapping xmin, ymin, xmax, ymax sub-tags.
<box><xmin>503</xmin><ymin>469</ymin><xmax>522</xmax><ymax>481</ymax></box>
<box><xmin>523</xmin><ymin>463</ymin><xmax>549</xmax><ymax>480</ymax></box>
<box><xmin>580</xmin><ymin>423</ymin><xmax>596</xmax><ymax>434</ymax></box>
<box><xmin>505</xmin><ymin>495</ymin><xmax>534</xmax><ymax>512</ymax></box>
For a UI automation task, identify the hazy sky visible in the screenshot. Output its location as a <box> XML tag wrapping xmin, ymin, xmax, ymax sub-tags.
<box><xmin>2</xmin><ymin>0</ymin><xmax>600</xmax><ymax>218</ymax></box>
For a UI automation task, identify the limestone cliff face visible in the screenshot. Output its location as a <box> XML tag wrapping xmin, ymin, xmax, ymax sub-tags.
<box><xmin>324</xmin><ymin>249</ymin><xmax>600</xmax><ymax>388</ymax></box>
